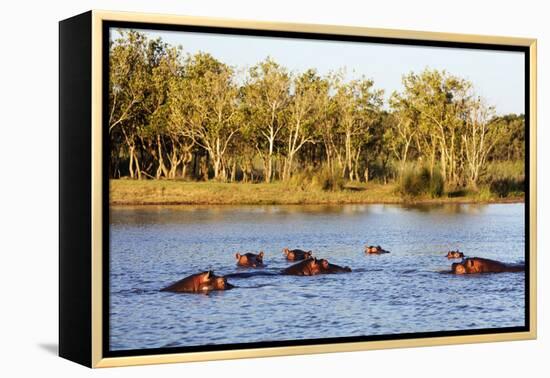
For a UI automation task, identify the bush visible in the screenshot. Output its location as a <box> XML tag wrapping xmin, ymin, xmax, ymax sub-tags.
<box><xmin>287</xmin><ymin>166</ymin><xmax>345</xmax><ymax>192</ymax></box>
<box><xmin>313</xmin><ymin>166</ymin><xmax>345</xmax><ymax>191</ymax></box>
<box><xmin>398</xmin><ymin>165</ymin><xmax>444</xmax><ymax>198</ymax></box>
<box><xmin>475</xmin><ymin>186</ymin><xmax>493</xmax><ymax>201</ymax></box>
<box><xmin>490</xmin><ymin>178</ymin><xmax>524</xmax><ymax>198</ymax></box>
<box><xmin>428</xmin><ymin>169</ymin><xmax>445</xmax><ymax>198</ymax></box>
<box><xmin>483</xmin><ymin>161</ymin><xmax>524</xmax><ymax>183</ymax></box>
<box><xmin>400</xmin><ymin>168</ymin><xmax>424</xmax><ymax>197</ymax></box>
<box><xmin>483</xmin><ymin>161</ymin><xmax>525</xmax><ymax>197</ymax></box>
<box><xmin>287</xmin><ymin>168</ymin><xmax>312</xmax><ymax>191</ymax></box>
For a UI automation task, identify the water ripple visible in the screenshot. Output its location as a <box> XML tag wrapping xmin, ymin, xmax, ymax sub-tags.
<box><xmin>109</xmin><ymin>203</ymin><xmax>526</xmax><ymax>351</ymax></box>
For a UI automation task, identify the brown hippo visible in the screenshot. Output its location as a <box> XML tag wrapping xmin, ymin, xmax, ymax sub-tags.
<box><xmin>282</xmin><ymin>257</ymin><xmax>322</xmax><ymax>276</ymax></box>
<box><xmin>446</xmin><ymin>250</ymin><xmax>464</xmax><ymax>259</ymax></box>
<box><xmin>451</xmin><ymin>257</ymin><xmax>525</xmax><ymax>275</ymax></box>
<box><xmin>283</xmin><ymin>248</ymin><xmax>313</xmax><ymax>261</ymax></box>
<box><xmin>160</xmin><ymin>271</ymin><xmax>234</xmax><ymax>293</ymax></box>
<box><xmin>365</xmin><ymin>245</ymin><xmax>390</xmax><ymax>254</ymax></box>
<box><xmin>235</xmin><ymin>252</ymin><xmax>265</xmax><ymax>267</ymax></box>
<box><xmin>318</xmin><ymin>259</ymin><xmax>352</xmax><ymax>274</ymax></box>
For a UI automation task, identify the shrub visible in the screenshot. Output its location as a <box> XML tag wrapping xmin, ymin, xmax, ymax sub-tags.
<box><xmin>400</xmin><ymin>168</ymin><xmax>424</xmax><ymax>197</ymax></box>
<box><xmin>287</xmin><ymin>168</ymin><xmax>312</xmax><ymax>191</ymax></box>
<box><xmin>475</xmin><ymin>186</ymin><xmax>493</xmax><ymax>201</ymax></box>
<box><xmin>313</xmin><ymin>166</ymin><xmax>345</xmax><ymax>191</ymax></box>
<box><xmin>489</xmin><ymin>178</ymin><xmax>524</xmax><ymax>198</ymax></box>
<box><xmin>398</xmin><ymin>165</ymin><xmax>444</xmax><ymax>198</ymax></box>
<box><xmin>483</xmin><ymin>161</ymin><xmax>525</xmax><ymax>197</ymax></box>
<box><xmin>428</xmin><ymin>169</ymin><xmax>445</xmax><ymax>198</ymax></box>
<box><xmin>287</xmin><ymin>166</ymin><xmax>345</xmax><ymax>192</ymax></box>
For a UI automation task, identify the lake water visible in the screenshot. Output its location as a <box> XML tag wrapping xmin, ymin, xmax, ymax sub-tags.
<box><xmin>109</xmin><ymin>203</ymin><xmax>525</xmax><ymax>351</ymax></box>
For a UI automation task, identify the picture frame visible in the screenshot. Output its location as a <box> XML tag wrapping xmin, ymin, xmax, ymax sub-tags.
<box><xmin>59</xmin><ymin>10</ymin><xmax>537</xmax><ymax>368</ymax></box>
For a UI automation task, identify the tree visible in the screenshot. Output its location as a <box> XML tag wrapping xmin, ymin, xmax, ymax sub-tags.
<box><xmin>316</xmin><ymin>75</ymin><xmax>340</xmax><ymax>176</ymax></box>
<box><xmin>180</xmin><ymin>53</ymin><xmax>240</xmax><ymax>181</ymax></box>
<box><xmin>143</xmin><ymin>42</ymin><xmax>183</xmax><ymax>179</ymax></box>
<box><xmin>396</xmin><ymin>69</ymin><xmax>471</xmax><ymax>185</ymax></box>
<box><xmin>388</xmin><ymin>94</ymin><xmax>419</xmax><ymax>176</ymax></box>
<box><xmin>333</xmin><ymin>76</ymin><xmax>383</xmax><ymax>181</ymax></box>
<box><xmin>281</xmin><ymin>70</ymin><xmax>327</xmax><ymax>180</ymax></box>
<box><xmin>489</xmin><ymin>114</ymin><xmax>525</xmax><ymax>161</ymax></box>
<box><xmin>106</xmin><ymin>31</ymin><xmax>524</xmax><ymax>191</ymax></box>
<box><xmin>242</xmin><ymin>58</ymin><xmax>290</xmax><ymax>182</ymax></box>
<box><xmin>462</xmin><ymin>97</ymin><xmax>498</xmax><ymax>187</ymax></box>
<box><xmin>108</xmin><ymin>30</ymin><xmax>150</xmax><ymax>179</ymax></box>
<box><xmin>166</xmin><ymin>68</ymin><xmax>198</xmax><ymax>179</ymax></box>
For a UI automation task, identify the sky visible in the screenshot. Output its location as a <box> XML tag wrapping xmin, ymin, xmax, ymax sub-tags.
<box><xmin>111</xmin><ymin>28</ymin><xmax>525</xmax><ymax>115</ymax></box>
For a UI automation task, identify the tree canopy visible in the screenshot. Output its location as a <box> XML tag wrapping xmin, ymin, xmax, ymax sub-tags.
<box><xmin>108</xmin><ymin>30</ymin><xmax>525</xmax><ymax>194</ymax></box>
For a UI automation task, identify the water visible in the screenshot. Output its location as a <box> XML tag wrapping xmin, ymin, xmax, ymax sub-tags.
<box><xmin>109</xmin><ymin>203</ymin><xmax>525</xmax><ymax>351</ymax></box>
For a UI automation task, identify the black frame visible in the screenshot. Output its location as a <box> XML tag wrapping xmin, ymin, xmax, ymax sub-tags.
<box><xmin>59</xmin><ymin>11</ymin><xmax>93</xmax><ymax>367</ymax></box>
<box><xmin>101</xmin><ymin>20</ymin><xmax>531</xmax><ymax>359</ymax></box>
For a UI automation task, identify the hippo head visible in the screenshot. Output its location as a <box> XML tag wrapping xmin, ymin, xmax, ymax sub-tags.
<box><xmin>308</xmin><ymin>258</ymin><xmax>322</xmax><ymax>275</ymax></box>
<box><xmin>235</xmin><ymin>253</ymin><xmax>250</xmax><ymax>266</ymax></box>
<box><xmin>282</xmin><ymin>248</ymin><xmax>290</xmax><ymax>256</ymax></box>
<box><xmin>198</xmin><ymin>270</ymin><xmax>215</xmax><ymax>283</ymax></box>
<box><xmin>319</xmin><ymin>259</ymin><xmax>330</xmax><ymax>270</ymax></box>
<box><xmin>257</xmin><ymin>251</ymin><xmax>264</xmax><ymax>264</ymax></box>
<box><xmin>211</xmin><ymin>276</ymin><xmax>234</xmax><ymax>290</ymax></box>
<box><xmin>447</xmin><ymin>250</ymin><xmax>464</xmax><ymax>259</ymax></box>
<box><xmin>236</xmin><ymin>252</ymin><xmax>264</xmax><ymax>267</ymax></box>
<box><xmin>199</xmin><ymin>275</ymin><xmax>234</xmax><ymax>291</ymax></box>
<box><xmin>365</xmin><ymin>245</ymin><xmax>380</xmax><ymax>253</ymax></box>
<box><xmin>452</xmin><ymin>262</ymin><xmax>466</xmax><ymax>274</ymax></box>
<box><xmin>464</xmin><ymin>258</ymin><xmax>479</xmax><ymax>273</ymax></box>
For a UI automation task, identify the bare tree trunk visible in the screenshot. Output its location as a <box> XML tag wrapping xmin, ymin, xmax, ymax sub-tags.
<box><xmin>212</xmin><ymin>158</ymin><xmax>221</xmax><ymax>180</ymax></box>
<box><xmin>155</xmin><ymin>135</ymin><xmax>168</xmax><ymax>179</ymax></box>
<box><xmin>430</xmin><ymin>141</ymin><xmax>436</xmax><ymax>177</ymax></box>
<box><xmin>266</xmin><ymin>145</ymin><xmax>273</xmax><ymax>183</ymax></box>
<box><xmin>230</xmin><ymin>160</ymin><xmax>237</xmax><ymax>182</ymax></box>
<box><xmin>283</xmin><ymin>153</ymin><xmax>295</xmax><ymax>181</ymax></box>
<box><xmin>440</xmin><ymin>140</ymin><xmax>447</xmax><ymax>182</ymax></box>
<box><xmin>129</xmin><ymin>145</ymin><xmax>135</xmax><ymax>179</ymax></box>
<box><xmin>133</xmin><ymin>149</ymin><xmax>141</xmax><ymax>180</ymax></box>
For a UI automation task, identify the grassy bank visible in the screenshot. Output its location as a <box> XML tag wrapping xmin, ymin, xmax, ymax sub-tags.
<box><xmin>109</xmin><ymin>180</ymin><xmax>524</xmax><ymax>206</ymax></box>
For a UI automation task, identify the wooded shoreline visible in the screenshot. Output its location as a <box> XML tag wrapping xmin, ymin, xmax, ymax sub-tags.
<box><xmin>108</xmin><ymin>31</ymin><xmax>525</xmax><ymax>200</ymax></box>
<box><xmin>109</xmin><ymin>180</ymin><xmax>524</xmax><ymax>206</ymax></box>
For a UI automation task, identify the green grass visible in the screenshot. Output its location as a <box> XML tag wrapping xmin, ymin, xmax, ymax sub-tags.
<box><xmin>109</xmin><ymin>179</ymin><xmax>524</xmax><ymax>206</ymax></box>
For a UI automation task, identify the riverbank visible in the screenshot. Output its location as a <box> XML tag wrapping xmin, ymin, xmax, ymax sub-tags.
<box><xmin>109</xmin><ymin>180</ymin><xmax>524</xmax><ymax>206</ymax></box>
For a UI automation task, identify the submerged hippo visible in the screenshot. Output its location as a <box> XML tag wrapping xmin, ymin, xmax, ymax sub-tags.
<box><xmin>446</xmin><ymin>250</ymin><xmax>464</xmax><ymax>259</ymax></box>
<box><xmin>235</xmin><ymin>252</ymin><xmax>265</xmax><ymax>267</ymax></box>
<box><xmin>160</xmin><ymin>271</ymin><xmax>234</xmax><ymax>293</ymax></box>
<box><xmin>365</xmin><ymin>245</ymin><xmax>390</xmax><ymax>254</ymax></box>
<box><xmin>283</xmin><ymin>248</ymin><xmax>313</xmax><ymax>261</ymax></box>
<box><xmin>451</xmin><ymin>257</ymin><xmax>525</xmax><ymax>275</ymax></box>
<box><xmin>282</xmin><ymin>257</ymin><xmax>322</xmax><ymax>276</ymax></box>
<box><xmin>318</xmin><ymin>259</ymin><xmax>352</xmax><ymax>274</ymax></box>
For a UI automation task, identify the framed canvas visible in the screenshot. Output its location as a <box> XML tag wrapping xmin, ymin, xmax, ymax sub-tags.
<box><xmin>59</xmin><ymin>10</ymin><xmax>537</xmax><ymax>368</ymax></box>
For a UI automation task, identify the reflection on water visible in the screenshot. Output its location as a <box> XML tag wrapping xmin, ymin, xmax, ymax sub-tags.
<box><xmin>109</xmin><ymin>203</ymin><xmax>525</xmax><ymax>351</ymax></box>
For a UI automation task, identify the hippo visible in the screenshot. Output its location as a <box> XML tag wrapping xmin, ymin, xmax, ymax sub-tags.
<box><xmin>160</xmin><ymin>271</ymin><xmax>234</xmax><ymax>293</ymax></box>
<box><xmin>446</xmin><ymin>250</ymin><xmax>464</xmax><ymax>259</ymax></box>
<box><xmin>451</xmin><ymin>257</ymin><xmax>525</xmax><ymax>275</ymax></box>
<box><xmin>365</xmin><ymin>245</ymin><xmax>390</xmax><ymax>254</ymax></box>
<box><xmin>283</xmin><ymin>248</ymin><xmax>313</xmax><ymax>261</ymax></box>
<box><xmin>235</xmin><ymin>252</ymin><xmax>265</xmax><ymax>267</ymax></box>
<box><xmin>318</xmin><ymin>259</ymin><xmax>352</xmax><ymax>274</ymax></box>
<box><xmin>282</xmin><ymin>257</ymin><xmax>322</xmax><ymax>276</ymax></box>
